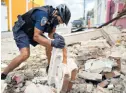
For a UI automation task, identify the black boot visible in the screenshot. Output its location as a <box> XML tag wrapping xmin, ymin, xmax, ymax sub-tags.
<box><xmin>1</xmin><ymin>73</ymin><xmax>7</xmax><ymax>80</ymax></box>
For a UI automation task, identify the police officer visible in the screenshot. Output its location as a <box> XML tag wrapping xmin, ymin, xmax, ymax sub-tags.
<box><xmin>1</xmin><ymin>4</ymin><xmax>71</xmax><ymax>80</ymax></box>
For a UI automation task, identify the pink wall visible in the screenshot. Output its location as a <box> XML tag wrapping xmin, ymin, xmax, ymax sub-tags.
<box><xmin>113</xmin><ymin>17</ymin><xmax>126</xmax><ymax>29</ymax></box>
<box><xmin>106</xmin><ymin>0</ymin><xmax>111</xmax><ymax>22</ymax></box>
<box><xmin>113</xmin><ymin>3</ymin><xmax>126</xmax><ymax>29</ymax></box>
<box><xmin>106</xmin><ymin>0</ymin><xmax>126</xmax><ymax>28</ymax></box>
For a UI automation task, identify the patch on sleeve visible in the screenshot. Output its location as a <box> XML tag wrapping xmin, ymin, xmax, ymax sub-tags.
<box><xmin>41</xmin><ymin>17</ymin><xmax>48</xmax><ymax>26</ymax></box>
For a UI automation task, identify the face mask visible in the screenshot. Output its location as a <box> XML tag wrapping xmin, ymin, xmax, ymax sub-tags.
<box><xmin>52</xmin><ymin>16</ymin><xmax>59</xmax><ymax>25</ymax></box>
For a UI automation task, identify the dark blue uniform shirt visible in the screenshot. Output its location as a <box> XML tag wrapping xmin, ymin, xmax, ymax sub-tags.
<box><xmin>32</xmin><ymin>10</ymin><xmax>57</xmax><ymax>33</ymax></box>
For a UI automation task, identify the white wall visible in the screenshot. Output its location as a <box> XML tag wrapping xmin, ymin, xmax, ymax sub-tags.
<box><xmin>1</xmin><ymin>5</ymin><xmax>8</xmax><ymax>31</ymax></box>
<box><xmin>94</xmin><ymin>0</ymin><xmax>107</xmax><ymax>25</ymax></box>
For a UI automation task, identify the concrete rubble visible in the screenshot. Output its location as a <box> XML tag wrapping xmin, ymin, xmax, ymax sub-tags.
<box><xmin>1</xmin><ymin>26</ymin><xmax>126</xmax><ymax>93</ymax></box>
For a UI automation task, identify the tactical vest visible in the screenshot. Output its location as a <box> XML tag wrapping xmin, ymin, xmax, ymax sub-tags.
<box><xmin>20</xmin><ymin>6</ymin><xmax>54</xmax><ymax>46</ymax></box>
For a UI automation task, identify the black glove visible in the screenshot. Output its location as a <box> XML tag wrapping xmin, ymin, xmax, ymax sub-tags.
<box><xmin>1</xmin><ymin>73</ymin><xmax>7</xmax><ymax>80</ymax></box>
<box><xmin>53</xmin><ymin>33</ymin><xmax>64</xmax><ymax>41</ymax></box>
<box><xmin>46</xmin><ymin>65</ymin><xmax>49</xmax><ymax>74</ymax></box>
<box><xmin>51</xmin><ymin>38</ymin><xmax>65</xmax><ymax>48</ymax></box>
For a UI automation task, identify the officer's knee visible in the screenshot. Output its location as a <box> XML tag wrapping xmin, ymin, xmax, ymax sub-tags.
<box><xmin>20</xmin><ymin>51</ymin><xmax>30</xmax><ymax>60</ymax></box>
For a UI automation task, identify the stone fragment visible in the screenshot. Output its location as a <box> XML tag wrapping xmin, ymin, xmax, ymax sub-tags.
<box><xmin>85</xmin><ymin>58</ymin><xmax>116</xmax><ymax>73</ymax></box>
<box><xmin>107</xmin><ymin>84</ymin><xmax>114</xmax><ymax>90</ymax></box>
<box><xmin>32</xmin><ymin>77</ymin><xmax>47</xmax><ymax>84</ymax></box>
<box><xmin>78</xmin><ymin>71</ymin><xmax>102</xmax><ymax>81</ymax></box>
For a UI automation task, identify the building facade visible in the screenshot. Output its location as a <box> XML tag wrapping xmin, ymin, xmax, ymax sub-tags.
<box><xmin>93</xmin><ymin>0</ymin><xmax>126</xmax><ymax>28</ymax></box>
<box><xmin>94</xmin><ymin>0</ymin><xmax>107</xmax><ymax>26</ymax></box>
<box><xmin>1</xmin><ymin>0</ymin><xmax>45</xmax><ymax>31</ymax></box>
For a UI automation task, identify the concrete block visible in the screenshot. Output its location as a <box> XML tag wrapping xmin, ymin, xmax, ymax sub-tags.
<box><xmin>48</xmin><ymin>48</ymin><xmax>78</xmax><ymax>93</ymax></box>
<box><xmin>85</xmin><ymin>58</ymin><xmax>116</xmax><ymax>73</ymax></box>
<box><xmin>78</xmin><ymin>71</ymin><xmax>102</xmax><ymax>81</ymax></box>
<box><xmin>81</xmin><ymin>39</ymin><xmax>110</xmax><ymax>48</ymax></box>
<box><xmin>102</xmin><ymin>26</ymin><xmax>121</xmax><ymax>45</ymax></box>
<box><xmin>63</xmin><ymin>29</ymin><xmax>102</xmax><ymax>45</ymax></box>
<box><xmin>109</xmin><ymin>51</ymin><xmax>121</xmax><ymax>58</ymax></box>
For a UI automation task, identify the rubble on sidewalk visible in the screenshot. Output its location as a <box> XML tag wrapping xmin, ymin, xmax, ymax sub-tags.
<box><xmin>1</xmin><ymin>26</ymin><xmax>126</xmax><ymax>93</ymax></box>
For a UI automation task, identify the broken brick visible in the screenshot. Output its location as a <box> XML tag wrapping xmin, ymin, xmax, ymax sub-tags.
<box><xmin>98</xmin><ymin>80</ymin><xmax>109</xmax><ymax>88</ymax></box>
<box><xmin>104</xmin><ymin>71</ymin><xmax>120</xmax><ymax>79</ymax></box>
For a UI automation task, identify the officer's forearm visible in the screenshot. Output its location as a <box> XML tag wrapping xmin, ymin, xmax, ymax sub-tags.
<box><xmin>48</xmin><ymin>28</ymin><xmax>56</xmax><ymax>39</ymax></box>
<box><xmin>34</xmin><ymin>35</ymin><xmax>51</xmax><ymax>47</ymax></box>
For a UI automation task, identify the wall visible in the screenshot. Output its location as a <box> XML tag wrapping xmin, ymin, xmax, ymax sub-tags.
<box><xmin>1</xmin><ymin>0</ymin><xmax>45</xmax><ymax>31</ymax></box>
<box><xmin>94</xmin><ymin>0</ymin><xmax>107</xmax><ymax>25</ymax></box>
<box><xmin>12</xmin><ymin>0</ymin><xmax>26</xmax><ymax>27</ymax></box>
<box><xmin>4</xmin><ymin>0</ymin><xmax>10</xmax><ymax>30</ymax></box>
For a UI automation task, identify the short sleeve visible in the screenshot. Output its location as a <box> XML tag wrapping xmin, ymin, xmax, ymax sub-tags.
<box><xmin>32</xmin><ymin>10</ymin><xmax>48</xmax><ymax>32</ymax></box>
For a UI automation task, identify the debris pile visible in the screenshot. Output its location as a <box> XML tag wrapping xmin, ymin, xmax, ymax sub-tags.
<box><xmin>1</xmin><ymin>27</ymin><xmax>126</xmax><ymax>93</ymax></box>
<box><xmin>66</xmin><ymin>27</ymin><xmax>126</xmax><ymax>93</ymax></box>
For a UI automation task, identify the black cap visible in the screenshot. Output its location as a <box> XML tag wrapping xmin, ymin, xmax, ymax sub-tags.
<box><xmin>56</xmin><ymin>4</ymin><xmax>71</xmax><ymax>25</ymax></box>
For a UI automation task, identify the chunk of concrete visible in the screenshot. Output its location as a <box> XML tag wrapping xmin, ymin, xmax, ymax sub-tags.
<box><xmin>109</xmin><ymin>51</ymin><xmax>121</xmax><ymax>58</ymax></box>
<box><xmin>107</xmin><ymin>84</ymin><xmax>114</xmax><ymax>90</ymax></box>
<box><xmin>48</xmin><ymin>48</ymin><xmax>78</xmax><ymax>93</ymax></box>
<box><xmin>63</xmin><ymin>29</ymin><xmax>102</xmax><ymax>45</ymax></box>
<box><xmin>81</xmin><ymin>39</ymin><xmax>110</xmax><ymax>49</ymax></box>
<box><xmin>85</xmin><ymin>58</ymin><xmax>116</xmax><ymax>73</ymax></box>
<box><xmin>102</xmin><ymin>26</ymin><xmax>121</xmax><ymax>45</ymax></box>
<box><xmin>78</xmin><ymin>71</ymin><xmax>102</xmax><ymax>81</ymax></box>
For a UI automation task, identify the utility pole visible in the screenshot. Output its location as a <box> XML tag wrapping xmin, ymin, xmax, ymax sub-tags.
<box><xmin>83</xmin><ymin>0</ymin><xmax>85</xmax><ymax>20</ymax></box>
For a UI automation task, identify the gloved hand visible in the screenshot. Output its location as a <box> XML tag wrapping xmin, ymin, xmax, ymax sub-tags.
<box><xmin>46</xmin><ymin>65</ymin><xmax>49</xmax><ymax>74</ymax></box>
<box><xmin>53</xmin><ymin>33</ymin><xmax>64</xmax><ymax>41</ymax></box>
<box><xmin>51</xmin><ymin>38</ymin><xmax>65</xmax><ymax>48</ymax></box>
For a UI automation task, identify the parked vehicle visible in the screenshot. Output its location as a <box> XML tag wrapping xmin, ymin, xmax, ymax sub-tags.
<box><xmin>71</xmin><ymin>20</ymin><xmax>84</xmax><ymax>33</ymax></box>
<box><xmin>72</xmin><ymin>20</ymin><xmax>84</xmax><ymax>28</ymax></box>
